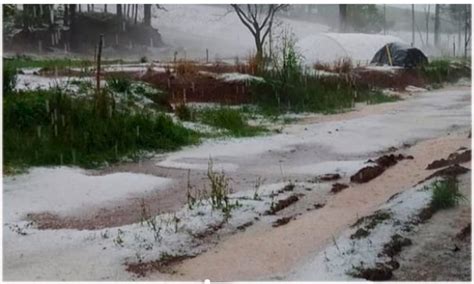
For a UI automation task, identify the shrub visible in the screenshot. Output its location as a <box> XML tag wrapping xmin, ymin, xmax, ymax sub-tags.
<box><xmin>3</xmin><ymin>63</ymin><xmax>17</xmax><ymax>95</ymax></box>
<box><xmin>430</xmin><ymin>177</ymin><xmax>465</xmax><ymax>210</ymax></box>
<box><xmin>175</xmin><ymin>103</ymin><xmax>194</xmax><ymax>121</ymax></box>
<box><xmin>107</xmin><ymin>75</ymin><xmax>132</xmax><ymax>93</ymax></box>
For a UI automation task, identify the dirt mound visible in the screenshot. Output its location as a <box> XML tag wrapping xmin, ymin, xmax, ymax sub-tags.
<box><xmin>351</xmin><ymin>154</ymin><xmax>414</xmax><ymax>183</ymax></box>
<box><xmin>272</xmin><ymin>216</ymin><xmax>294</xmax><ymax>227</ymax></box>
<box><xmin>350</xmin><ymin>165</ymin><xmax>385</xmax><ymax>183</ymax></box>
<box><xmin>126</xmin><ymin>254</ymin><xmax>195</xmax><ymax>277</ymax></box>
<box><xmin>330</xmin><ymin>183</ymin><xmax>349</xmax><ymax>194</ymax></box>
<box><xmin>317</xmin><ymin>173</ymin><xmax>341</xmax><ymax>182</ymax></box>
<box><xmin>419</xmin><ymin>164</ymin><xmax>470</xmax><ymax>185</ymax></box>
<box><xmin>265</xmin><ymin>195</ymin><xmax>299</xmax><ymax>215</ymax></box>
<box><xmin>353</xmin><ymin>263</ymin><xmax>394</xmax><ymax>281</ymax></box>
<box><xmin>426</xmin><ymin>149</ymin><xmax>471</xmax><ymax>170</ymax></box>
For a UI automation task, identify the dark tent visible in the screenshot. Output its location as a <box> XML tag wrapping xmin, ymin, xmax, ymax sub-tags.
<box><xmin>370</xmin><ymin>42</ymin><xmax>428</xmax><ymax>68</ymax></box>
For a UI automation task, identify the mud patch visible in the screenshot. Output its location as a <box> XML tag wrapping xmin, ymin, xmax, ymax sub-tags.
<box><xmin>126</xmin><ymin>254</ymin><xmax>196</xmax><ymax>277</ymax></box>
<box><xmin>381</xmin><ymin>234</ymin><xmax>413</xmax><ymax>258</ymax></box>
<box><xmin>350</xmin><ymin>210</ymin><xmax>392</xmax><ymax>238</ymax></box>
<box><xmin>352</xmin><ymin>263</ymin><xmax>394</xmax><ymax>281</ymax></box>
<box><xmin>330</xmin><ymin>183</ymin><xmax>349</xmax><ymax>194</ymax></box>
<box><xmin>236</xmin><ymin>221</ymin><xmax>254</xmax><ymax>231</ymax></box>
<box><xmin>456</xmin><ymin>223</ymin><xmax>471</xmax><ymax>241</ymax></box>
<box><xmin>265</xmin><ymin>195</ymin><xmax>299</xmax><ymax>215</ymax></box>
<box><xmin>272</xmin><ymin>216</ymin><xmax>294</xmax><ymax>228</ymax></box>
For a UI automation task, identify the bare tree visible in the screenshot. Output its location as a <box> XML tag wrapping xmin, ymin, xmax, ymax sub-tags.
<box><xmin>231</xmin><ymin>4</ymin><xmax>287</xmax><ymax>61</ymax></box>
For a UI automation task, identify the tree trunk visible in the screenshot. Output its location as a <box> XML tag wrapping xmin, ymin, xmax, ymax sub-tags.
<box><xmin>134</xmin><ymin>4</ymin><xmax>138</xmax><ymax>24</ymax></box>
<box><xmin>116</xmin><ymin>4</ymin><xmax>122</xmax><ymax>18</ymax></box>
<box><xmin>144</xmin><ymin>4</ymin><xmax>151</xmax><ymax>26</ymax></box>
<box><xmin>69</xmin><ymin>4</ymin><xmax>77</xmax><ymax>50</ymax></box>
<box><xmin>434</xmin><ymin>4</ymin><xmax>440</xmax><ymax>47</ymax></box>
<box><xmin>64</xmin><ymin>4</ymin><xmax>69</xmax><ymax>26</ymax></box>
<box><xmin>425</xmin><ymin>5</ymin><xmax>430</xmax><ymax>45</ymax></box>
<box><xmin>339</xmin><ymin>4</ymin><xmax>347</xmax><ymax>32</ymax></box>
<box><xmin>411</xmin><ymin>4</ymin><xmax>415</xmax><ymax>46</ymax></box>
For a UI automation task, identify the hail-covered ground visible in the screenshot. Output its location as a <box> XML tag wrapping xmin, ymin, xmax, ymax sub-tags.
<box><xmin>3</xmin><ymin>77</ymin><xmax>471</xmax><ymax>280</ymax></box>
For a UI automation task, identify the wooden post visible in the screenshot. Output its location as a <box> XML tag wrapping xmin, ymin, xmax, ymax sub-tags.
<box><xmin>206</xmin><ymin>48</ymin><xmax>209</xmax><ymax>63</ymax></box>
<box><xmin>96</xmin><ymin>34</ymin><xmax>104</xmax><ymax>95</ymax></box>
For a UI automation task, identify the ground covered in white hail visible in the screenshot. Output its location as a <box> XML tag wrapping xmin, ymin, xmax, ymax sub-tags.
<box><xmin>3</xmin><ymin>164</ymin><xmax>324</xmax><ymax>280</ymax></box>
<box><xmin>285</xmin><ymin>180</ymin><xmax>435</xmax><ymax>281</ymax></box>
<box><xmin>156</xmin><ymin>87</ymin><xmax>471</xmax><ymax>173</ymax></box>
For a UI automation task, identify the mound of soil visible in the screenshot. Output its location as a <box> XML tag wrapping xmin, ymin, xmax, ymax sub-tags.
<box><xmin>331</xmin><ymin>183</ymin><xmax>349</xmax><ymax>194</ymax></box>
<box><xmin>126</xmin><ymin>254</ymin><xmax>195</xmax><ymax>277</ymax></box>
<box><xmin>419</xmin><ymin>164</ymin><xmax>470</xmax><ymax>184</ymax></box>
<box><xmin>265</xmin><ymin>195</ymin><xmax>299</xmax><ymax>215</ymax></box>
<box><xmin>350</xmin><ymin>165</ymin><xmax>385</xmax><ymax>183</ymax></box>
<box><xmin>426</xmin><ymin>149</ymin><xmax>471</xmax><ymax>170</ymax></box>
<box><xmin>351</xmin><ymin>154</ymin><xmax>414</xmax><ymax>183</ymax></box>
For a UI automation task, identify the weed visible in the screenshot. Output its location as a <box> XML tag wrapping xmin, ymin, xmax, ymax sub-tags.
<box><xmin>175</xmin><ymin>103</ymin><xmax>195</xmax><ymax>121</ymax></box>
<box><xmin>113</xmin><ymin>229</ymin><xmax>125</xmax><ymax>247</ymax></box>
<box><xmin>175</xmin><ymin>60</ymin><xmax>198</xmax><ymax>76</ymax></box>
<box><xmin>206</xmin><ymin>159</ymin><xmax>240</xmax><ymax>218</ymax></box>
<box><xmin>107</xmin><ymin>75</ymin><xmax>132</xmax><ymax>93</ymax></box>
<box><xmin>430</xmin><ymin>177</ymin><xmax>465</xmax><ymax>210</ymax></box>
<box><xmin>253</xmin><ymin>177</ymin><xmax>266</xmax><ymax>200</ymax></box>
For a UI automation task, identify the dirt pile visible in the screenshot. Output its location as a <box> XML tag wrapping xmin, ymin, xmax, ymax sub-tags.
<box><xmin>351</xmin><ymin>154</ymin><xmax>414</xmax><ymax>183</ymax></box>
<box><xmin>426</xmin><ymin>149</ymin><xmax>471</xmax><ymax>170</ymax></box>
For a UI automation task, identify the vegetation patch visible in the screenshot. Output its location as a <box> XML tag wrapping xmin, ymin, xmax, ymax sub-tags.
<box><xmin>430</xmin><ymin>177</ymin><xmax>465</xmax><ymax>210</ymax></box>
<box><xmin>195</xmin><ymin>107</ymin><xmax>266</xmax><ymax>137</ymax></box>
<box><xmin>4</xmin><ymin>88</ymin><xmax>199</xmax><ymax>169</ymax></box>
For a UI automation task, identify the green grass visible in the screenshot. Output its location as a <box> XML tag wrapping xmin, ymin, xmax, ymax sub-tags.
<box><xmin>249</xmin><ymin>73</ymin><xmax>396</xmax><ymax>115</ymax></box>
<box><xmin>4</xmin><ymin>89</ymin><xmax>199</xmax><ymax>169</ymax></box>
<box><xmin>3</xmin><ymin>55</ymin><xmax>133</xmax><ymax>70</ymax></box>
<box><xmin>357</xmin><ymin>89</ymin><xmax>401</xmax><ymax>105</ymax></box>
<box><xmin>196</xmin><ymin>107</ymin><xmax>266</xmax><ymax>137</ymax></box>
<box><xmin>421</xmin><ymin>59</ymin><xmax>471</xmax><ymax>84</ymax></box>
<box><xmin>430</xmin><ymin>177</ymin><xmax>465</xmax><ymax>210</ymax></box>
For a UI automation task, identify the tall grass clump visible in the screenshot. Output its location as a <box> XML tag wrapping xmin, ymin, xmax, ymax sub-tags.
<box><xmin>249</xmin><ymin>31</ymin><xmax>389</xmax><ymax>115</ymax></box>
<box><xmin>197</xmin><ymin>107</ymin><xmax>265</xmax><ymax>137</ymax></box>
<box><xmin>4</xmin><ymin>88</ymin><xmax>199</xmax><ymax>169</ymax></box>
<box><xmin>3</xmin><ymin>62</ymin><xmax>17</xmax><ymax>95</ymax></box>
<box><xmin>430</xmin><ymin>177</ymin><xmax>465</xmax><ymax>210</ymax></box>
<box><xmin>421</xmin><ymin>59</ymin><xmax>471</xmax><ymax>84</ymax></box>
